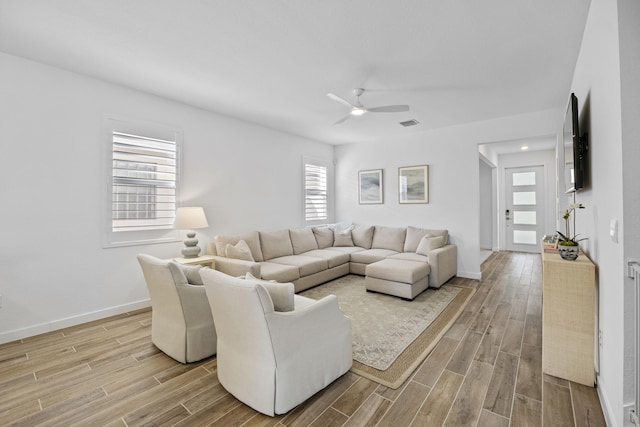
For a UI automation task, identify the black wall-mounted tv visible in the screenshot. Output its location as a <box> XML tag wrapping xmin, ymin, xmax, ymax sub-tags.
<box><xmin>563</xmin><ymin>93</ymin><xmax>588</xmax><ymax>193</ymax></box>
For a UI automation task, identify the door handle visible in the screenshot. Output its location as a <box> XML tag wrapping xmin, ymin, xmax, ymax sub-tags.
<box><xmin>505</xmin><ymin>209</ymin><xmax>511</xmax><ymax>220</ymax></box>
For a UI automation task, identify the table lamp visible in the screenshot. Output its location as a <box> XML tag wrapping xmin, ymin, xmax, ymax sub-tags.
<box><xmin>174</xmin><ymin>207</ymin><xmax>209</xmax><ymax>258</ymax></box>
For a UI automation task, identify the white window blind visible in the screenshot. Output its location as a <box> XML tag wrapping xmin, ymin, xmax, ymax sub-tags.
<box><xmin>111</xmin><ymin>131</ymin><xmax>177</xmax><ymax>232</ymax></box>
<box><xmin>304</xmin><ymin>162</ymin><xmax>328</xmax><ymax>221</ymax></box>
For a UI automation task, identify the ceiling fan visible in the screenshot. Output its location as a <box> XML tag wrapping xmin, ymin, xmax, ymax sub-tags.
<box><xmin>326</xmin><ymin>88</ymin><xmax>410</xmax><ymax>125</ymax></box>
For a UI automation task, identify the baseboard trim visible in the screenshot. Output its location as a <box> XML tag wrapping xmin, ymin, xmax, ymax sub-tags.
<box><xmin>0</xmin><ymin>299</ymin><xmax>151</xmax><ymax>345</ymax></box>
<box><xmin>598</xmin><ymin>382</ymin><xmax>618</xmax><ymax>427</ymax></box>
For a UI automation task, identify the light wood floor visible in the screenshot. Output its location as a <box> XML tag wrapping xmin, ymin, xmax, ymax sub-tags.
<box><xmin>0</xmin><ymin>251</ymin><xmax>606</xmax><ymax>426</ymax></box>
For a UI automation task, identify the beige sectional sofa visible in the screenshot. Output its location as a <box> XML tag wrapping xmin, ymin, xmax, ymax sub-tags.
<box><xmin>206</xmin><ymin>224</ymin><xmax>457</xmax><ymax>298</ymax></box>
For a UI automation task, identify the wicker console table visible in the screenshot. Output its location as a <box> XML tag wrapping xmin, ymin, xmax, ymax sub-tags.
<box><xmin>542</xmin><ymin>249</ymin><xmax>596</xmax><ymax>386</ymax></box>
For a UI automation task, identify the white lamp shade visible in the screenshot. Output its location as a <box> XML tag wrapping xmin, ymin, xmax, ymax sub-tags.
<box><xmin>174</xmin><ymin>207</ymin><xmax>209</xmax><ymax>230</ymax></box>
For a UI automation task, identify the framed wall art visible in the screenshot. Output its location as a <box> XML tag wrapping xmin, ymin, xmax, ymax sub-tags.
<box><xmin>398</xmin><ymin>165</ymin><xmax>429</xmax><ymax>204</ymax></box>
<box><xmin>358</xmin><ymin>169</ymin><xmax>383</xmax><ymax>204</ymax></box>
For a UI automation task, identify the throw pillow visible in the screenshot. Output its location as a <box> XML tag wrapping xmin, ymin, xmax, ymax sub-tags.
<box><xmin>416</xmin><ymin>235</ymin><xmax>446</xmax><ymax>256</ymax></box>
<box><xmin>352</xmin><ymin>225</ymin><xmax>374</xmax><ymax>249</ymax></box>
<box><xmin>333</xmin><ymin>228</ymin><xmax>354</xmax><ymax>247</ymax></box>
<box><xmin>182</xmin><ymin>264</ymin><xmax>204</xmax><ymax>285</ymax></box>
<box><xmin>245</xmin><ymin>272</ymin><xmax>295</xmax><ymax>312</ymax></box>
<box><xmin>225</xmin><ymin>240</ymin><xmax>254</xmax><ymax>262</ymax></box>
<box><xmin>168</xmin><ymin>262</ymin><xmax>204</xmax><ymax>285</ymax></box>
<box><xmin>312</xmin><ymin>226</ymin><xmax>334</xmax><ymax>249</ymax></box>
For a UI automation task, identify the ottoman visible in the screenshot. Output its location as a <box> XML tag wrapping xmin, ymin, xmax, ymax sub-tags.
<box><xmin>365</xmin><ymin>259</ymin><xmax>430</xmax><ymax>300</ymax></box>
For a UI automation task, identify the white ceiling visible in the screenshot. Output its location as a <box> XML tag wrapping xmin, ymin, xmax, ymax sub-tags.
<box><xmin>0</xmin><ymin>0</ymin><xmax>590</xmax><ymax>145</ymax></box>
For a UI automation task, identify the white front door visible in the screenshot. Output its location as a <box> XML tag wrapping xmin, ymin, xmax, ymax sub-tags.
<box><xmin>505</xmin><ymin>166</ymin><xmax>545</xmax><ymax>253</ymax></box>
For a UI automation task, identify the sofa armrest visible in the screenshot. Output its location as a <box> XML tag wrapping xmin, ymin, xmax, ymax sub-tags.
<box><xmin>212</xmin><ymin>256</ymin><xmax>261</xmax><ymax>278</ymax></box>
<box><xmin>428</xmin><ymin>244</ymin><xmax>457</xmax><ymax>288</ymax></box>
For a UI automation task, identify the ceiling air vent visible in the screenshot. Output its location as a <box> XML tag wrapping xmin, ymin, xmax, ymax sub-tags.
<box><xmin>399</xmin><ymin>119</ymin><xmax>420</xmax><ymax>127</ymax></box>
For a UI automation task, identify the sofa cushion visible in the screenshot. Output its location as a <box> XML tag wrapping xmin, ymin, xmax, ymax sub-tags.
<box><xmin>259</xmin><ymin>262</ymin><xmax>301</xmax><ymax>283</ymax></box>
<box><xmin>225</xmin><ymin>240</ymin><xmax>255</xmax><ymax>262</ymax></box>
<box><xmin>267</xmin><ymin>255</ymin><xmax>328</xmax><ymax>277</ymax></box>
<box><xmin>388</xmin><ymin>252</ymin><xmax>429</xmax><ymax>263</ymax></box>
<box><xmin>350</xmin><ymin>248</ymin><xmax>399</xmax><ymax>264</ymax></box>
<box><xmin>289</xmin><ymin>228</ymin><xmax>319</xmax><ymax>254</ymax></box>
<box><xmin>326</xmin><ymin>246</ymin><xmax>365</xmax><ymax>255</ymax></box>
<box><xmin>416</xmin><ymin>235</ymin><xmax>446</xmax><ymax>256</ymax></box>
<box><xmin>302</xmin><ymin>249</ymin><xmax>350</xmax><ymax>269</ymax></box>
<box><xmin>312</xmin><ymin>226</ymin><xmax>334</xmax><ymax>249</ymax></box>
<box><xmin>245</xmin><ymin>272</ymin><xmax>294</xmax><ymax>312</ymax></box>
<box><xmin>215</xmin><ymin>231</ymin><xmax>264</xmax><ymax>262</ymax></box>
<box><xmin>366</xmin><ymin>259</ymin><xmax>430</xmax><ymax>284</ymax></box>
<box><xmin>371</xmin><ymin>226</ymin><xmax>407</xmax><ymax>252</ymax></box>
<box><xmin>333</xmin><ymin>229</ymin><xmax>354</xmax><ymax>247</ymax></box>
<box><xmin>404</xmin><ymin>226</ymin><xmax>449</xmax><ymax>252</ymax></box>
<box><xmin>352</xmin><ymin>225</ymin><xmax>374</xmax><ymax>249</ymax></box>
<box><xmin>260</xmin><ymin>229</ymin><xmax>294</xmax><ymax>261</ymax></box>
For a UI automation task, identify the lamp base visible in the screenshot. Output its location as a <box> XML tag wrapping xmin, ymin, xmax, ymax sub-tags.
<box><xmin>181</xmin><ymin>231</ymin><xmax>201</xmax><ymax>258</ymax></box>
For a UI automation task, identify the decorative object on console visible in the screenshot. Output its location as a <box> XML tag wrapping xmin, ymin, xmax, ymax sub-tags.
<box><xmin>174</xmin><ymin>207</ymin><xmax>209</xmax><ymax>258</ymax></box>
<box><xmin>557</xmin><ymin>203</ymin><xmax>586</xmax><ymax>260</ymax></box>
<box><xmin>399</xmin><ymin>165</ymin><xmax>429</xmax><ymax>204</ymax></box>
<box><xmin>358</xmin><ymin>169</ymin><xmax>384</xmax><ymax>204</ymax></box>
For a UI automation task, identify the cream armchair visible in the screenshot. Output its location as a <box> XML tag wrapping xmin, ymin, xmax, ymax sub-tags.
<box><xmin>200</xmin><ymin>268</ymin><xmax>352</xmax><ymax>416</ymax></box>
<box><xmin>137</xmin><ymin>254</ymin><xmax>217</xmax><ymax>363</ymax></box>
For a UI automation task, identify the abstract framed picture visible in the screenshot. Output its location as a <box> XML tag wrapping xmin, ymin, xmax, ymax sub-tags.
<box><xmin>398</xmin><ymin>165</ymin><xmax>429</xmax><ymax>204</ymax></box>
<box><xmin>358</xmin><ymin>169</ymin><xmax>384</xmax><ymax>204</ymax></box>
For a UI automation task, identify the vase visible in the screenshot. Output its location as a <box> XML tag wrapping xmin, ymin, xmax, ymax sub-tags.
<box><xmin>558</xmin><ymin>245</ymin><xmax>579</xmax><ymax>261</ymax></box>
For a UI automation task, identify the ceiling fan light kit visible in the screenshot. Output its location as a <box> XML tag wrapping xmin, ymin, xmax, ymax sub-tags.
<box><xmin>327</xmin><ymin>88</ymin><xmax>410</xmax><ymax>125</ymax></box>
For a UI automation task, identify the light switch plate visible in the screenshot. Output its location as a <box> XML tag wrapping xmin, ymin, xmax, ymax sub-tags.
<box><xmin>610</xmin><ymin>219</ymin><xmax>618</xmax><ymax>243</ymax></box>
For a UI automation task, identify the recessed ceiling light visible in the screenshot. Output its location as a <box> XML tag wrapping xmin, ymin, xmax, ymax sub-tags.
<box><xmin>521</xmin><ymin>145</ymin><xmax>529</xmax><ymax>150</ymax></box>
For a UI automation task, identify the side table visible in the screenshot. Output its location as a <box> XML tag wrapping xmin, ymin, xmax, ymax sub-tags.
<box><xmin>172</xmin><ymin>254</ymin><xmax>216</xmax><ymax>269</ymax></box>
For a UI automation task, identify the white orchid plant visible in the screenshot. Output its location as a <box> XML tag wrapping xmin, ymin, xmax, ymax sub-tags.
<box><xmin>557</xmin><ymin>203</ymin><xmax>587</xmax><ymax>246</ymax></box>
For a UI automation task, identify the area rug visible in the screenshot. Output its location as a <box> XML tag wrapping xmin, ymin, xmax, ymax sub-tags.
<box><xmin>300</xmin><ymin>275</ymin><xmax>475</xmax><ymax>389</ymax></box>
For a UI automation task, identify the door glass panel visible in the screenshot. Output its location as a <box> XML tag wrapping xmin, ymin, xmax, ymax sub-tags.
<box><xmin>513</xmin><ymin>230</ymin><xmax>537</xmax><ymax>245</ymax></box>
<box><xmin>513</xmin><ymin>211</ymin><xmax>536</xmax><ymax>225</ymax></box>
<box><xmin>513</xmin><ymin>191</ymin><xmax>536</xmax><ymax>205</ymax></box>
<box><xmin>512</xmin><ymin>172</ymin><xmax>536</xmax><ymax>186</ymax></box>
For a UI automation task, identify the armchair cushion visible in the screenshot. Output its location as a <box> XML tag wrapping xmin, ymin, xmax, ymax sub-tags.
<box><xmin>168</xmin><ymin>262</ymin><xmax>204</xmax><ymax>285</ymax></box>
<box><xmin>245</xmin><ymin>272</ymin><xmax>294</xmax><ymax>312</ymax></box>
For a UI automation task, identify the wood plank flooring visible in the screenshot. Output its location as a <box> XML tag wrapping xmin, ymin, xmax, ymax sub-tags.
<box><xmin>0</xmin><ymin>252</ymin><xmax>606</xmax><ymax>426</ymax></box>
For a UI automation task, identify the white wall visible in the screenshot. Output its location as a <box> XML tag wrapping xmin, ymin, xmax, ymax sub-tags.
<box><xmin>618</xmin><ymin>0</ymin><xmax>640</xmax><ymax>421</ymax></box>
<box><xmin>479</xmin><ymin>158</ymin><xmax>494</xmax><ymax>250</ymax></box>
<box><xmin>567</xmin><ymin>0</ymin><xmax>628</xmax><ymax>424</ymax></box>
<box><xmin>334</xmin><ymin>109</ymin><xmax>562</xmax><ymax>280</ymax></box>
<box><xmin>0</xmin><ymin>52</ymin><xmax>334</xmax><ymax>343</ymax></box>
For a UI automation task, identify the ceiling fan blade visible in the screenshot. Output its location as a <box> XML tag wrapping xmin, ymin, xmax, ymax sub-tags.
<box><xmin>334</xmin><ymin>115</ymin><xmax>352</xmax><ymax>125</ymax></box>
<box><xmin>327</xmin><ymin>93</ymin><xmax>356</xmax><ymax>109</ymax></box>
<box><xmin>367</xmin><ymin>105</ymin><xmax>410</xmax><ymax>113</ymax></box>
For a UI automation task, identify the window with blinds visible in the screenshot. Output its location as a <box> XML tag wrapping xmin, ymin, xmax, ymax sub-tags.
<box><xmin>111</xmin><ymin>131</ymin><xmax>177</xmax><ymax>232</ymax></box>
<box><xmin>304</xmin><ymin>162</ymin><xmax>328</xmax><ymax>221</ymax></box>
